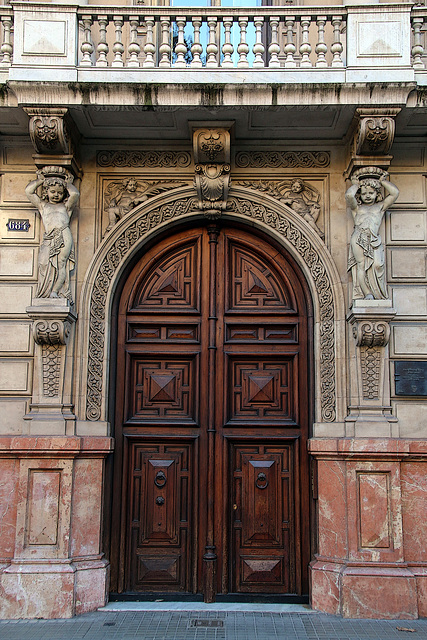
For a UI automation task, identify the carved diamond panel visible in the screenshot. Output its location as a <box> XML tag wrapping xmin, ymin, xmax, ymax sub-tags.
<box><xmin>132</xmin><ymin>240</ymin><xmax>200</xmax><ymax>312</ymax></box>
<box><xmin>227</xmin><ymin>243</ymin><xmax>295</xmax><ymax>311</ymax></box>
<box><xmin>129</xmin><ymin>357</ymin><xmax>197</xmax><ymax>423</ymax></box>
<box><xmin>228</xmin><ymin>359</ymin><xmax>293</xmax><ymax>423</ymax></box>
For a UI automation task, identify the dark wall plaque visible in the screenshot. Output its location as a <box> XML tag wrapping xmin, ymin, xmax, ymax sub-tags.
<box><xmin>395</xmin><ymin>361</ymin><xmax>427</xmax><ymax>396</ymax></box>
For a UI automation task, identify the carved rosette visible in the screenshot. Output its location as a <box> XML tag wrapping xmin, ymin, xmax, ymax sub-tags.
<box><xmin>193</xmin><ymin>127</ymin><xmax>231</xmax><ymax>219</ymax></box>
<box><xmin>25</xmin><ymin>108</ymin><xmax>72</xmax><ymax>155</ymax></box>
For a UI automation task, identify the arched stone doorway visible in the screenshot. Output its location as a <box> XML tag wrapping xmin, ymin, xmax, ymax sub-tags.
<box><xmin>76</xmin><ymin>186</ymin><xmax>346</xmax><ymax>602</ymax></box>
<box><xmin>110</xmin><ymin>223</ymin><xmax>312</xmax><ymax>598</ymax></box>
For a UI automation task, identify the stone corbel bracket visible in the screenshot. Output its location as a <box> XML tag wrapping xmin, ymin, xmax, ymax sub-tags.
<box><xmin>23</xmin><ymin>107</ymin><xmax>81</xmax><ymax>177</ymax></box>
<box><xmin>345</xmin><ymin>108</ymin><xmax>401</xmax><ymax>178</ymax></box>
<box><xmin>26</xmin><ymin>299</ymin><xmax>77</xmax><ymax>402</ymax></box>
<box><xmin>347</xmin><ymin>302</ymin><xmax>396</xmax><ymax>407</ymax></box>
<box><xmin>193</xmin><ymin>126</ymin><xmax>231</xmax><ymax>219</ymax></box>
<box><xmin>26</xmin><ymin>299</ymin><xmax>77</xmax><ymax>345</ymax></box>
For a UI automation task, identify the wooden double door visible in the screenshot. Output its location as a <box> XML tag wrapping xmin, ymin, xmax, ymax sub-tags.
<box><xmin>111</xmin><ymin>224</ymin><xmax>311</xmax><ymax>598</ymax></box>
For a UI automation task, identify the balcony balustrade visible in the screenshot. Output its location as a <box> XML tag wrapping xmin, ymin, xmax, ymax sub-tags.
<box><xmin>0</xmin><ymin>3</ymin><xmax>426</xmax><ymax>85</ymax></box>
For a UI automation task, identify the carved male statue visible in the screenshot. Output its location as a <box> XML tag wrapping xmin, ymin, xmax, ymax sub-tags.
<box><xmin>26</xmin><ymin>167</ymin><xmax>79</xmax><ymax>303</ymax></box>
<box><xmin>346</xmin><ymin>168</ymin><xmax>399</xmax><ymax>300</ymax></box>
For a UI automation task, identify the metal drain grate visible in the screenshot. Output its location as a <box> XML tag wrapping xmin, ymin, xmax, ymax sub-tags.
<box><xmin>189</xmin><ymin>619</ymin><xmax>224</xmax><ymax>628</ymax></box>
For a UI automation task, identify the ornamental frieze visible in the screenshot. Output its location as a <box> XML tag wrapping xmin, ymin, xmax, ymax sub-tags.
<box><xmin>97</xmin><ymin>150</ymin><xmax>192</xmax><ymax>168</ymax></box>
<box><xmin>235</xmin><ymin>151</ymin><xmax>330</xmax><ymax>169</ymax></box>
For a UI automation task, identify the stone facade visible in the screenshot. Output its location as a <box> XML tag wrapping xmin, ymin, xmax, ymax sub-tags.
<box><xmin>0</xmin><ymin>0</ymin><xmax>427</xmax><ymax>620</ymax></box>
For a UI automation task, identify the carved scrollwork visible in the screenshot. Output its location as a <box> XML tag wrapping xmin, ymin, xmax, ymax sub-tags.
<box><xmin>360</xmin><ymin>347</ymin><xmax>381</xmax><ymax>400</ymax></box>
<box><xmin>42</xmin><ymin>344</ymin><xmax>61</xmax><ymax>397</ymax></box>
<box><xmin>96</xmin><ymin>150</ymin><xmax>192</xmax><ymax>168</ymax></box>
<box><xmin>33</xmin><ymin>319</ymin><xmax>71</xmax><ymax>346</ymax></box>
<box><xmin>86</xmin><ymin>192</ymin><xmax>336</xmax><ymax>423</ymax></box>
<box><xmin>235</xmin><ymin>150</ymin><xmax>330</xmax><ymax>169</ymax></box>
<box><xmin>353</xmin><ymin>320</ymin><xmax>390</xmax><ymax>348</ymax></box>
<box><xmin>24</xmin><ymin>108</ymin><xmax>72</xmax><ymax>155</ymax></box>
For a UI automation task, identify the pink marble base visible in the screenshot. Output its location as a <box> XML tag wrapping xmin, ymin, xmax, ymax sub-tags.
<box><xmin>0</xmin><ymin>436</ymin><xmax>113</xmax><ymax>619</ymax></box>
<box><xmin>309</xmin><ymin>438</ymin><xmax>427</xmax><ymax>619</ymax></box>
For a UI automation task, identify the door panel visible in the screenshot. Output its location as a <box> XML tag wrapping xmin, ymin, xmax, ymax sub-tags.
<box><xmin>112</xmin><ymin>225</ymin><xmax>310</xmax><ymax>598</ymax></box>
<box><xmin>128</xmin><ymin>441</ymin><xmax>194</xmax><ymax>592</ymax></box>
<box><xmin>231</xmin><ymin>443</ymin><xmax>294</xmax><ymax>593</ymax></box>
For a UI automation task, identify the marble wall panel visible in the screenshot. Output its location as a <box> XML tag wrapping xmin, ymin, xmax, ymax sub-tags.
<box><xmin>27</xmin><ymin>470</ymin><xmax>61</xmax><ymax>545</ymax></box>
<box><xmin>392</xmin><ymin>286</ymin><xmax>427</xmax><ymax>316</ymax></box>
<box><xmin>358</xmin><ymin>472</ymin><xmax>391</xmax><ymax>549</ymax></box>
<box><xmin>316</xmin><ymin>460</ymin><xmax>347</xmax><ymax>559</ymax></box>
<box><xmin>0</xmin><ymin>285</ymin><xmax>33</xmax><ymax>315</ymax></box>
<box><xmin>0</xmin><ymin>360</ymin><xmax>30</xmax><ymax>393</ymax></box>
<box><xmin>0</xmin><ymin>246</ymin><xmax>35</xmax><ymax>278</ymax></box>
<box><xmin>0</xmin><ymin>458</ymin><xmax>19</xmax><ymax>557</ymax></box>
<box><xmin>70</xmin><ymin>458</ymin><xmax>103</xmax><ymax>557</ymax></box>
<box><xmin>389</xmin><ymin>211</ymin><xmax>426</xmax><ymax>243</ymax></box>
<box><xmin>401</xmin><ymin>462</ymin><xmax>427</xmax><ymax>563</ymax></box>
<box><xmin>0</xmin><ymin>323</ymin><xmax>31</xmax><ymax>353</ymax></box>
<box><xmin>392</xmin><ymin>325</ymin><xmax>427</xmax><ymax>356</ymax></box>
<box><xmin>389</xmin><ymin>248</ymin><xmax>427</xmax><ymax>280</ymax></box>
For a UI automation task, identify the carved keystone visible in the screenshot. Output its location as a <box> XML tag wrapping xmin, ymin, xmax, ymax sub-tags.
<box><xmin>193</xmin><ymin>126</ymin><xmax>231</xmax><ymax>219</ymax></box>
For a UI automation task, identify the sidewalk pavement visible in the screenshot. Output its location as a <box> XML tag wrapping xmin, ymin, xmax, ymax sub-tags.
<box><xmin>0</xmin><ymin>609</ymin><xmax>426</xmax><ymax>640</ymax></box>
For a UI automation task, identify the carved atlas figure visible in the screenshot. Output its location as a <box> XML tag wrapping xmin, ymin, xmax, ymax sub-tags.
<box><xmin>346</xmin><ymin>167</ymin><xmax>399</xmax><ymax>301</ymax></box>
<box><xmin>25</xmin><ymin>166</ymin><xmax>79</xmax><ymax>304</ymax></box>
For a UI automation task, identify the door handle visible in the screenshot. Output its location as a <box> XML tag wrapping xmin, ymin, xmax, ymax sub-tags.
<box><xmin>255</xmin><ymin>472</ymin><xmax>269</xmax><ymax>489</ymax></box>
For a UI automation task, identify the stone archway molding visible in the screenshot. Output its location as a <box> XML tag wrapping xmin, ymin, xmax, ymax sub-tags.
<box><xmin>77</xmin><ymin>185</ymin><xmax>345</xmax><ymax>429</ymax></box>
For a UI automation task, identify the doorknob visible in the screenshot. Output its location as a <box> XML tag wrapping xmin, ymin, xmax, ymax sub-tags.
<box><xmin>233</xmin><ymin>504</ymin><xmax>238</xmax><ymax>510</ymax></box>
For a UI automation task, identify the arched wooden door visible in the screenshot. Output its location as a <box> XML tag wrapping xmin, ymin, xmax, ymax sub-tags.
<box><xmin>110</xmin><ymin>224</ymin><xmax>311</xmax><ymax>598</ymax></box>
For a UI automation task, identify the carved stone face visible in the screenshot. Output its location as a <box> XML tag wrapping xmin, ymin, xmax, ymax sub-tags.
<box><xmin>47</xmin><ymin>184</ymin><xmax>65</xmax><ymax>203</ymax></box>
<box><xmin>359</xmin><ymin>185</ymin><xmax>377</xmax><ymax>204</ymax></box>
<box><xmin>291</xmin><ymin>180</ymin><xmax>303</xmax><ymax>193</ymax></box>
<box><xmin>126</xmin><ymin>179</ymin><xmax>138</xmax><ymax>192</ymax></box>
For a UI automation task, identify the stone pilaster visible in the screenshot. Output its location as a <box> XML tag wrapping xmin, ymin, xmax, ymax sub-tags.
<box><xmin>346</xmin><ymin>300</ymin><xmax>397</xmax><ymax>437</ymax></box>
<box><xmin>25</xmin><ymin>298</ymin><xmax>77</xmax><ymax>434</ymax></box>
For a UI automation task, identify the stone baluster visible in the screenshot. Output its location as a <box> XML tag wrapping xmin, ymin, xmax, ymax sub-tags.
<box><xmin>412</xmin><ymin>16</ymin><xmax>425</xmax><ymax>69</ymax></box>
<box><xmin>284</xmin><ymin>16</ymin><xmax>297</xmax><ymax>68</ymax></box>
<box><xmin>0</xmin><ymin>15</ymin><xmax>13</xmax><ymax>66</ymax></box>
<box><xmin>221</xmin><ymin>16</ymin><xmax>234</xmax><ymax>68</ymax></box>
<box><xmin>268</xmin><ymin>16</ymin><xmax>281</xmax><ymax>68</ymax></box>
<box><xmin>80</xmin><ymin>15</ymin><xmax>94</xmax><ymax>67</ymax></box>
<box><xmin>237</xmin><ymin>16</ymin><xmax>249</xmax><ymax>68</ymax></box>
<box><xmin>315</xmin><ymin>15</ymin><xmax>328</xmax><ymax>68</ymax></box>
<box><xmin>299</xmin><ymin>15</ymin><xmax>312</xmax><ymax>68</ymax></box>
<box><xmin>127</xmin><ymin>17</ymin><xmax>141</xmax><ymax>68</ymax></box>
<box><xmin>112</xmin><ymin>15</ymin><xmax>125</xmax><ymax>67</ymax></box>
<box><xmin>159</xmin><ymin>16</ymin><xmax>171</xmax><ymax>68</ymax></box>
<box><xmin>96</xmin><ymin>15</ymin><xmax>109</xmax><ymax>67</ymax></box>
<box><xmin>174</xmin><ymin>17</ymin><xmax>187</xmax><ymax>67</ymax></box>
<box><xmin>331</xmin><ymin>15</ymin><xmax>344</xmax><ymax>67</ymax></box>
<box><xmin>253</xmin><ymin>15</ymin><xmax>265</xmax><ymax>68</ymax></box>
<box><xmin>191</xmin><ymin>17</ymin><xmax>203</xmax><ymax>67</ymax></box>
<box><xmin>206</xmin><ymin>16</ymin><xmax>218</xmax><ymax>67</ymax></box>
<box><xmin>142</xmin><ymin>16</ymin><xmax>155</xmax><ymax>68</ymax></box>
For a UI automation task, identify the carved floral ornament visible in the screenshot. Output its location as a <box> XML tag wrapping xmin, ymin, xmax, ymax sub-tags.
<box><xmin>354</xmin><ymin>108</ymin><xmax>400</xmax><ymax>157</ymax></box>
<box><xmin>84</xmin><ymin>188</ymin><xmax>338</xmax><ymax>424</ymax></box>
<box><xmin>24</xmin><ymin>107</ymin><xmax>73</xmax><ymax>156</ymax></box>
<box><xmin>352</xmin><ymin>320</ymin><xmax>390</xmax><ymax>348</ymax></box>
<box><xmin>193</xmin><ymin>127</ymin><xmax>231</xmax><ymax>219</ymax></box>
